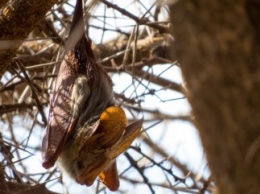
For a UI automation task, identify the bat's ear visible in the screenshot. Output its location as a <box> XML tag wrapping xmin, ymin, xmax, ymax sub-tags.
<box><xmin>99</xmin><ymin>161</ymin><xmax>119</xmax><ymax>191</ymax></box>
<box><xmin>95</xmin><ymin>106</ymin><xmax>127</xmax><ymax>148</ymax></box>
<box><xmin>106</xmin><ymin>119</ymin><xmax>143</xmax><ymax>159</ymax></box>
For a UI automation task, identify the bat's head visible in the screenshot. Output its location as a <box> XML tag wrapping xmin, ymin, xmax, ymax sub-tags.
<box><xmin>62</xmin><ymin>107</ymin><xmax>126</xmax><ymax>185</ymax></box>
<box><xmin>72</xmin><ymin>148</ymin><xmax>109</xmax><ymax>186</ymax></box>
<box><xmin>58</xmin><ymin>107</ymin><xmax>143</xmax><ymax>191</ymax></box>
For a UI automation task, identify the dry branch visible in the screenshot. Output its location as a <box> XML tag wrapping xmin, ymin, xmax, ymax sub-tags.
<box><xmin>0</xmin><ymin>0</ymin><xmax>58</xmax><ymax>78</ymax></box>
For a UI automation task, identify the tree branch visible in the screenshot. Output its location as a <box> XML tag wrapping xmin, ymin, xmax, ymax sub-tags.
<box><xmin>0</xmin><ymin>0</ymin><xmax>58</xmax><ymax>78</ymax></box>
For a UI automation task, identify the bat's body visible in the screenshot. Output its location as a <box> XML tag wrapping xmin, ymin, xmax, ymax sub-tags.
<box><xmin>42</xmin><ymin>0</ymin><xmax>114</xmax><ymax>169</ymax></box>
<box><xmin>42</xmin><ymin>0</ymin><xmax>142</xmax><ymax>191</ymax></box>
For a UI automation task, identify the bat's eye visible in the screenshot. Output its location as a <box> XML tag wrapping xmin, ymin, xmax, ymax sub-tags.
<box><xmin>76</xmin><ymin>160</ymin><xmax>84</xmax><ymax>170</ymax></box>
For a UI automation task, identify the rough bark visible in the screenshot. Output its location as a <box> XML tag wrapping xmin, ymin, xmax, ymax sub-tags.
<box><xmin>170</xmin><ymin>1</ymin><xmax>260</xmax><ymax>194</ymax></box>
<box><xmin>0</xmin><ymin>0</ymin><xmax>58</xmax><ymax>78</ymax></box>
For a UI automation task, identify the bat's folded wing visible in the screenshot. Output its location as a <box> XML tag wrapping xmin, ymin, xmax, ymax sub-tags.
<box><xmin>42</xmin><ymin>65</ymin><xmax>89</xmax><ymax>169</ymax></box>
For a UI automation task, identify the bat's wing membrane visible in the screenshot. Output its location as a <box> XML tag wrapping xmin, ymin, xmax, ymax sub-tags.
<box><xmin>42</xmin><ymin>61</ymin><xmax>90</xmax><ymax>169</ymax></box>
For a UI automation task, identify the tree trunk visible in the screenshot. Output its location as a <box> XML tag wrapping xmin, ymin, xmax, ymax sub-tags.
<box><xmin>170</xmin><ymin>1</ymin><xmax>260</xmax><ymax>194</ymax></box>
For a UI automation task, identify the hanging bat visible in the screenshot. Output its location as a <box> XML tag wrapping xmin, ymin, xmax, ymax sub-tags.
<box><xmin>42</xmin><ymin>0</ymin><xmax>143</xmax><ymax>191</ymax></box>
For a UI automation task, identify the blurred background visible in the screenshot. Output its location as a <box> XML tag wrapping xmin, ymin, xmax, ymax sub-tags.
<box><xmin>0</xmin><ymin>0</ymin><xmax>212</xmax><ymax>193</ymax></box>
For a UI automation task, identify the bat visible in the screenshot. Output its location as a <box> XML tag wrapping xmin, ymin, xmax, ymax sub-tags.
<box><xmin>41</xmin><ymin>0</ymin><xmax>143</xmax><ymax>191</ymax></box>
<box><xmin>58</xmin><ymin>107</ymin><xmax>143</xmax><ymax>191</ymax></box>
